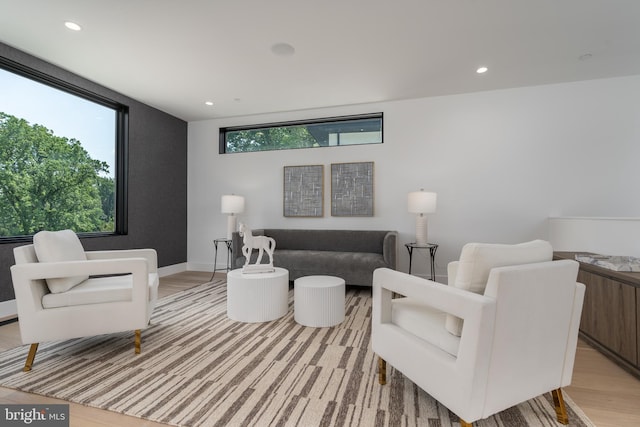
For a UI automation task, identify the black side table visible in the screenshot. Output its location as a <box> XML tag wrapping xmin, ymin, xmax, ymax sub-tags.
<box><xmin>211</xmin><ymin>238</ymin><xmax>233</xmax><ymax>280</ymax></box>
<box><xmin>405</xmin><ymin>243</ymin><xmax>438</xmax><ymax>281</ymax></box>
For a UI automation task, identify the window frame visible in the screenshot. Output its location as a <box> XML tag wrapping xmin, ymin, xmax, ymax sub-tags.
<box><xmin>0</xmin><ymin>56</ymin><xmax>129</xmax><ymax>243</ymax></box>
<box><xmin>219</xmin><ymin>112</ymin><xmax>383</xmax><ymax>154</ymax></box>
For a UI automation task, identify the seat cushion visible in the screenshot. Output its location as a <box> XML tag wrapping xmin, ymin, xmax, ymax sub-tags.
<box><xmin>33</xmin><ymin>229</ymin><xmax>89</xmax><ymax>293</ymax></box>
<box><xmin>445</xmin><ymin>239</ymin><xmax>553</xmax><ymax>336</ymax></box>
<box><xmin>42</xmin><ymin>273</ymin><xmax>158</xmax><ymax>308</ymax></box>
<box><xmin>274</xmin><ymin>250</ymin><xmax>387</xmax><ymax>285</ymax></box>
<box><xmin>392</xmin><ymin>297</ymin><xmax>460</xmax><ymax>357</ymax></box>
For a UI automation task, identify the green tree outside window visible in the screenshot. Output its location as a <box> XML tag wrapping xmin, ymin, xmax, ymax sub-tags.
<box><xmin>0</xmin><ymin>112</ymin><xmax>115</xmax><ymax>237</ymax></box>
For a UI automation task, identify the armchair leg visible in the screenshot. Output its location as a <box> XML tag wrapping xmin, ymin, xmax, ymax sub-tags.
<box><xmin>134</xmin><ymin>329</ymin><xmax>141</xmax><ymax>354</ymax></box>
<box><xmin>552</xmin><ymin>388</ymin><xmax>569</xmax><ymax>424</ymax></box>
<box><xmin>23</xmin><ymin>343</ymin><xmax>39</xmax><ymax>372</ymax></box>
<box><xmin>378</xmin><ymin>357</ymin><xmax>387</xmax><ymax>385</ymax></box>
<box><xmin>460</xmin><ymin>421</ymin><xmax>473</xmax><ymax>427</ymax></box>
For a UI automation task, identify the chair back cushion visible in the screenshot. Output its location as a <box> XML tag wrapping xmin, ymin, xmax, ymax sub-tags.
<box><xmin>445</xmin><ymin>239</ymin><xmax>553</xmax><ymax>336</ymax></box>
<box><xmin>33</xmin><ymin>229</ymin><xmax>88</xmax><ymax>293</ymax></box>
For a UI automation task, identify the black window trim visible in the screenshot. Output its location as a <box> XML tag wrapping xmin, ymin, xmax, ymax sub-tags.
<box><xmin>219</xmin><ymin>112</ymin><xmax>383</xmax><ymax>154</ymax></box>
<box><xmin>0</xmin><ymin>56</ymin><xmax>129</xmax><ymax>243</ymax></box>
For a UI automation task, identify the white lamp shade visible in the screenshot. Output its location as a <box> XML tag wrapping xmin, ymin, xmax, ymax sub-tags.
<box><xmin>221</xmin><ymin>195</ymin><xmax>245</xmax><ymax>214</ymax></box>
<box><xmin>408</xmin><ymin>190</ymin><xmax>437</xmax><ymax>214</ymax></box>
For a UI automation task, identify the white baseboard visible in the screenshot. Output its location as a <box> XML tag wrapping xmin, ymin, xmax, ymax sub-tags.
<box><xmin>158</xmin><ymin>262</ymin><xmax>188</xmax><ymax>277</ymax></box>
<box><xmin>0</xmin><ymin>299</ymin><xmax>17</xmax><ymax>321</ymax></box>
<box><xmin>186</xmin><ymin>262</ymin><xmax>215</xmax><ymax>272</ymax></box>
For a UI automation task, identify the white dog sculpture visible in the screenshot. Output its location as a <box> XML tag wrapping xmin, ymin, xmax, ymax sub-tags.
<box><xmin>239</xmin><ymin>223</ymin><xmax>276</xmax><ymax>273</ymax></box>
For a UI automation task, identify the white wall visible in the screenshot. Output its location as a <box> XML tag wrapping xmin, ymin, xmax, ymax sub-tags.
<box><xmin>188</xmin><ymin>75</ymin><xmax>640</xmax><ymax>280</ymax></box>
<box><xmin>549</xmin><ymin>217</ymin><xmax>640</xmax><ymax>257</ymax></box>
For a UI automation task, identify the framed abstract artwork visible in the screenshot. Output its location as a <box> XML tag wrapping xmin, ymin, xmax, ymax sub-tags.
<box><xmin>283</xmin><ymin>165</ymin><xmax>324</xmax><ymax>217</ymax></box>
<box><xmin>331</xmin><ymin>161</ymin><xmax>374</xmax><ymax>216</ymax></box>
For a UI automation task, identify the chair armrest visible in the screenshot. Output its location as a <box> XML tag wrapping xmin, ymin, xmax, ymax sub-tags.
<box><xmin>11</xmin><ymin>258</ymin><xmax>150</xmax><ymax>313</ymax></box>
<box><xmin>374</xmin><ymin>268</ymin><xmax>492</xmax><ymax>320</ymax></box>
<box><xmin>372</xmin><ymin>268</ymin><xmax>496</xmax><ymax>363</ymax></box>
<box><xmin>11</xmin><ymin>258</ymin><xmax>149</xmax><ymax>280</ymax></box>
<box><xmin>382</xmin><ymin>231</ymin><xmax>397</xmax><ymax>269</ymax></box>
<box><xmin>85</xmin><ymin>248</ymin><xmax>157</xmax><ymax>273</ymax></box>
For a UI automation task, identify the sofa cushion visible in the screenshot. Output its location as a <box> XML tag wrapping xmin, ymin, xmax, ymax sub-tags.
<box><xmin>263</xmin><ymin>229</ymin><xmax>388</xmax><ymax>253</ymax></box>
<box><xmin>445</xmin><ymin>239</ymin><xmax>553</xmax><ymax>336</ymax></box>
<box><xmin>274</xmin><ymin>249</ymin><xmax>388</xmax><ymax>285</ymax></box>
<box><xmin>42</xmin><ymin>273</ymin><xmax>159</xmax><ymax>308</ymax></box>
<box><xmin>33</xmin><ymin>229</ymin><xmax>88</xmax><ymax>293</ymax></box>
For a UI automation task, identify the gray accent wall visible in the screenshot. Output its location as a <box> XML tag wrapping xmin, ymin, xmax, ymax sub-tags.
<box><xmin>0</xmin><ymin>42</ymin><xmax>188</xmax><ymax>302</ymax></box>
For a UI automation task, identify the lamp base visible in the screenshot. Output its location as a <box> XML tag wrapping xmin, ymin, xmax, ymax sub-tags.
<box><xmin>227</xmin><ymin>215</ymin><xmax>237</xmax><ymax>240</ymax></box>
<box><xmin>415</xmin><ymin>214</ymin><xmax>428</xmax><ymax>245</ymax></box>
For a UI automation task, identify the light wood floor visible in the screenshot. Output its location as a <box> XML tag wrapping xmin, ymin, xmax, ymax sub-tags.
<box><xmin>1</xmin><ymin>270</ymin><xmax>639</xmax><ymax>426</ymax></box>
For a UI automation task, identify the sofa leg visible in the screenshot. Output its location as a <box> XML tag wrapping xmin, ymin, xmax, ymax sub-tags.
<box><xmin>459</xmin><ymin>420</ymin><xmax>473</xmax><ymax>427</ymax></box>
<box><xmin>552</xmin><ymin>388</ymin><xmax>569</xmax><ymax>424</ymax></box>
<box><xmin>134</xmin><ymin>329</ymin><xmax>141</xmax><ymax>354</ymax></box>
<box><xmin>378</xmin><ymin>357</ymin><xmax>387</xmax><ymax>385</ymax></box>
<box><xmin>23</xmin><ymin>343</ymin><xmax>39</xmax><ymax>372</ymax></box>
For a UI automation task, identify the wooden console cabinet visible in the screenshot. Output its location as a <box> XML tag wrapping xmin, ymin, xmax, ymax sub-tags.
<box><xmin>554</xmin><ymin>252</ymin><xmax>640</xmax><ymax>378</ymax></box>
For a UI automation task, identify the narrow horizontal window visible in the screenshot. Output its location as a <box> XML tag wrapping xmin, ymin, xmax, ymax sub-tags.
<box><xmin>0</xmin><ymin>58</ymin><xmax>128</xmax><ymax>241</ymax></box>
<box><xmin>220</xmin><ymin>113</ymin><xmax>383</xmax><ymax>154</ymax></box>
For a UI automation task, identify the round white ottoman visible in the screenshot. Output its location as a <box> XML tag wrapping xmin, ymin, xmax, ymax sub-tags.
<box><xmin>294</xmin><ymin>275</ymin><xmax>345</xmax><ymax>327</ymax></box>
<box><xmin>227</xmin><ymin>267</ymin><xmax>289</xmax><ymax>323</ymax></box>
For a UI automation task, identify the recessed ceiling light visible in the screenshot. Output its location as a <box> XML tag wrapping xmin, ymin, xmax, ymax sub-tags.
<box><xmin>476</xmin><ymin>66</ymin><xmax>488</xmax><ymax>74</ymax></box>
<box><xmin>205</xmin><ymin>101</ymin><xmax>214</xmax><ymax>106</ymax></box>
<box><xmin>64</xmin><ymin>21</ymin><xmax>82</xmax><ymax>31</ymax></box>
<box><xmin>271</xmin><ymin>42</ymin><xmax>295</xmax><ymax>56</ymax></box>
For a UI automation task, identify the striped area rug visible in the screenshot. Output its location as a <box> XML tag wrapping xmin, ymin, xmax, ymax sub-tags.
<box><xmin>0</xmin><ymin>279</ymin><xmax>594</xmax><ymax>427</ymax></box>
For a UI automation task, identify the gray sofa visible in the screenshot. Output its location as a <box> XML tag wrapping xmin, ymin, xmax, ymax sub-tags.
<box><xmin>231</xmin><ymin>229</ymin><xmax>397</xmax><ymax>286</ymax></box>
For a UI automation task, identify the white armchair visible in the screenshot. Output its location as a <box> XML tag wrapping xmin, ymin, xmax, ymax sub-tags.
<box><xmin>372</xmin><ymin>240</ymin><xmax>585</xmax><ymax>426</ymax></box>
<box><xmin>10</xmin><ymin>230</ymin><xmax>159</xmax><ymax>371</ymax></box>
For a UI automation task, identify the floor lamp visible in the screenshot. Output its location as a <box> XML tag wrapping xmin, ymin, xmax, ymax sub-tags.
<box><xmin>221</xmin><ymin>194</ymin><xmax>245</xmax><ymax>240</ymax></box>
<box><xmin>408</xmin><ymin>189</ymin><xmax>437</xmax><ymax>245</ymax></box>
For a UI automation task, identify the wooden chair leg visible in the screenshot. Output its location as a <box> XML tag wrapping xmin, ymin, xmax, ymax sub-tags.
<box><xmin>134</xmin><ymin>329</ymin><xmax>141</xmax><ymax>354</ymax></box>
<box><xmin>23</xmin><ymin>343</ymin><xmax>39</xmax><ymax>372</ymax></box>
<box><xmin>378</xmin><ymin>357</ymin><xmax>387</xmax><ymax>385</ymax></box>
<box><xmin>552</xmin><ymin>388</ymin><xmax>569</xmax><ymax>424</ymax></box>
<box><xmin>459</xmin><ymin>420</ymin><xmax>473</xmax><ymax>427</ymax></box>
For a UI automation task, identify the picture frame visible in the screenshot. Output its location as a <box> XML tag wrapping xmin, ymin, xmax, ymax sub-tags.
<box><xmin>283</xmin><ymin>165</ymin><xmax>324</xmax><ymax>217</ymax></box>
<box><xmin>331</xmin><ymin>161</ymin><xmax>374</xmax><ymax>216</ymax></box>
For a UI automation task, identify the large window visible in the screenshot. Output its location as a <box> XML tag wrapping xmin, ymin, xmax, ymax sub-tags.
<box><xmin>220</xmin><ymin>113</ymin><xmax>383</xmax><ymax>153</ymax></box>
<box><xmin>0</xmin><ymin>58</ymin><xmax>128</xmax><ymax>241</ymax></box>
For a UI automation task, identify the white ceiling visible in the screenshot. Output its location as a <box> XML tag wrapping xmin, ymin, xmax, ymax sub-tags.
<box><xmin>1</xmin><ymin>0</ymin><xmax>639</xmax><ymax>122</ymax></box>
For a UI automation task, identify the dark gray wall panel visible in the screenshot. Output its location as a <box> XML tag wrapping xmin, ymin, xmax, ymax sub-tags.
<box><xmin>0</xmin><ymin>42</ymin><xmax>188</xmax><ymax>302</ymax></box>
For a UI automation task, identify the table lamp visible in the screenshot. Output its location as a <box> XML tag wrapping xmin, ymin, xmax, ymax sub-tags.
<box><xmin>408</xmin><ymin>189</ymin><xmax>437</xmax><ymax>245</ymax></box>
<box><xmin>221</xmin><ymin>194</ymin><xmax>245</xmax><ymax>239</ymax></box>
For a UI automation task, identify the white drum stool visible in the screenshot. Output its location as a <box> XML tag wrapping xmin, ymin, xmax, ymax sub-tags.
<box><xmin>294</xmin><ymin>275</ymin><xmax>345</xmax><ymax>327</ymax></box>
<box><xmin>227</xmin><ymin>267</ymin><xmax>289</xmax><ymax>323</ymax></box>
